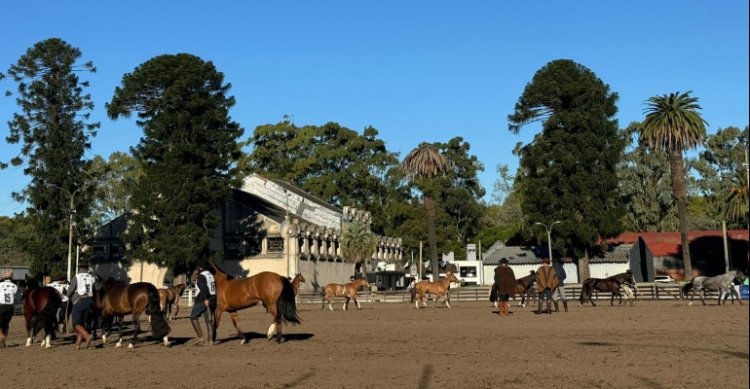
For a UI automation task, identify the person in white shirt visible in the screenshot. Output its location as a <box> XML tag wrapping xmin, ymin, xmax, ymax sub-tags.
<box><xmin>0</xmin><ymin>271</ymin><xmax>19</xmax><ymax>348</ymax></box>
<box><xmin>47</xmin><ymin>276</ymin><xmax>69</xmax><ymax>332</ymax></box>
<box><xmin>67</xmin><ymin>263</ymin><xmax>96</xmax><ymax>349</ymax></box>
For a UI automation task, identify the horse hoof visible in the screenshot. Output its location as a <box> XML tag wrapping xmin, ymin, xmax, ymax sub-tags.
<box><xmin>240</xmin><ymin>338</ymin><xmax>247</xmax><ymax>345</ymax></box>
<box><xmin>128</xmin><ymin>343</ymin><xmax>134</xmax><ymax>349</ymax></box>
<box><xmin>276</xmin><ymin>336</ymin><xmax>286</xmax><ymax>344</ymax></box>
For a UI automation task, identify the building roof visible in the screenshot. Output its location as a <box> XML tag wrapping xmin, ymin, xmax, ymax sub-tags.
<box><xmin>589</xmin><ymin>243</ymin><xmax>632</xmax><ymax>263</ymax></box>
<box><xmin>609</xmin><ymin>230</ymin><xmax>749</xmax><ymax>257</ymax></box>
<box><xmin>482</xmin><ymin>242</ymin><xmax>546</xmax><ymax>265</ymax></box>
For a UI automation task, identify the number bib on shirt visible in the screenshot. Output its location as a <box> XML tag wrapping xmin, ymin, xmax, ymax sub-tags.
<box><xmin>199</xmin><ymin>271</ymin><xmax>216</xmax><ymax>296</ymax></box>
<box><xmin>76</xmin><ymin>273</ymin><xmax>95</xmax><ymax>297</ymax></box>
<box><xmin>0</xmin><ymin>282</ymin><xmax>17</xmax><ymax>305</ymax></box>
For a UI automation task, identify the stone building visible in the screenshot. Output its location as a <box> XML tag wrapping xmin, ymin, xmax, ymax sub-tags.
<box><xmin>91</xmin><ymin>173</ymin><xmax>403</xmax><ymax>292</ymax></box>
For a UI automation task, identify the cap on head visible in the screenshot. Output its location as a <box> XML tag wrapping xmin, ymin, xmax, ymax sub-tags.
<box><xmin>499</xmin><ymin>258</ymin><xmax>509</xmax><ymax>264</ymax></box>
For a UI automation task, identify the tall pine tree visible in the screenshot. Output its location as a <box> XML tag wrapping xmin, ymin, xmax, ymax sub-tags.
<box><xmin>508</xmin><ymin>59</ymin><xmax>625</xmax><ymax>280</ymax></box>
<box><xmin>106</xmin><ymin>54</ymin><xmax>243</xmax><ymax>273</ymax></box>
<box><xmin>2</xmin><ymin>38</ymin><xmax>99</xmax><ymax>276</ymax></box>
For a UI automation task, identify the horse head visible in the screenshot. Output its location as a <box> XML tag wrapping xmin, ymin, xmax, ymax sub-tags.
<box><xmin>733</xmin><ymin>269</ymin><xmax>746</xmax><ymax>284</ymax></box>
<box><xmin>446</xmin><ymin>272</ymin><xmax>460</xmax><ymax>284</ymax></box>
<box><xmin>24</xmin><ymin>274</ymin><xmax>41</xmax><ymax>291</ymax></box>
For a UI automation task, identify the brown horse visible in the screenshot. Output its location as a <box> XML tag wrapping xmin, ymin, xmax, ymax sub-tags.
<box><xmin>321</xmin><ymin>278</ymin><xmax>370</xmax><ymax>311</ymax></box>
<box><xmin>291</xmin><ymin>273</ymin><xmax>305</xmax><ymax>296</ymax></box>
<box><xmin>23</xmin><ymin>276</ymin><xmax>62</xmax><ymax>349</ymax></box>
<box><xmin>579</xmin><ymin>271</ymin><xmax>637</xmax><ymax>307</ymax></box>
<box><xmin>211</xmin><ymin>263</ymin><xmax>301</xmax><ymax>344</ymax></box>
<box><xmin>410</xmin><ymin>272</ymin><xmax>460</xmax><ymax>309</ymax></box>
<box><xmin>513</xmin><ymin>270</ymin><xmax>536</xmax><ymax>307</ymax></box>
<box><xmin>98</xmin><ymin>278</ymin><xmax>171</xmax><ymax>348</ymax></box>
<box><xmin>158</xmin><ymin>283</ymin><xmax>187</xmax><ymax>321</ymax></box>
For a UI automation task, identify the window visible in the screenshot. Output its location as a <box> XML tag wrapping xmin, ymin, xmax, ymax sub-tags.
<box><xmin>460</xmin><ymin>267</ymin><xmax>477</xmax><ymax>278</ymax></box>
<box><xmin>268</xmin><ymin>237</ymin><xmax>284</xmax><ymax>252</ymax></box>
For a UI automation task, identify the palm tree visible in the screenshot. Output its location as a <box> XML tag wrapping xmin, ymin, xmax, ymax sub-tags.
<box><xmin>340</xmin><ymin>221</ymin><xmax>378</xmax><ymax>279</ymax></box>
<box><xmin>641</xmin><ymin>91</ymin><xmax>708</xmax><ymax>280</ymax></box>
<box><xmin>401</xmin><ymin>143</ymin><xmax>450</xmax><ymax>280</ymax></box>
<box><xmin>724</xmin><ymin>171</ymin><xmax>748</xmax><ymax>224</ymax></box>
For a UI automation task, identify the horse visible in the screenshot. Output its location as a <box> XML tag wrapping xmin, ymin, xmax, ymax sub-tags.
<box><xmin>291</xmin><ymin>273</ymin><xmax>305</xmax><ymax>296</ymax></box>
<box><xmin>579</xmin><ymin>270</ymin><xmax>637</xmax><ymax>307</ymax></box>
<box><xmin>210</xmin><ymin>263</ymin><xmax>301</xmax><ymax>344</ymax></box>
<box><xmin>158</xmin><ymin>283</ymin><xmax>187</xmax><ymax>321</ymax></box>
<box><xmin>619</xmin><ymin>283</ymin><xmax>637</xmax><ymax>306</ymax></box>
<box><xmin>682</xmin><ymin>270</ymin><xmax>746</xmax><ymax>306</ymax></box>
<box><xmin>513</xmin><ymin>270</ymin><xmax>536</xmax><ymax>307</ymax></box>
<box><xmin>321</xmin><ymin>278</ymin><xmax>370</xmax><ymax>311</ymax></box>
<box><xmin>22</xmin><ymin>276</ymin><xmax>62</xmax><ymax>349</ymax></box>
<box><xmin>410</xmin><ymin>272</ymin><xmax>460</xmax><ymax>309</ymax></box>
<box><xmin>97</xmin><ymin>278</ymin><xmax>171</xmax><ymax>348</ymax></box>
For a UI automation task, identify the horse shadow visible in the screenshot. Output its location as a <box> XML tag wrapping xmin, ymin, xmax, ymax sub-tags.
<box><xmin>216</xmin><ymin>331</ymin><xmax>314</xmax><ymax>344</ymax></box>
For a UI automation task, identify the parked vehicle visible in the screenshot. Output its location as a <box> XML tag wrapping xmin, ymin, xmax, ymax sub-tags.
<box><xmin>654</xmin><ymin>275</ymin><xmax>675</xmax><ymax>283</ymax></box>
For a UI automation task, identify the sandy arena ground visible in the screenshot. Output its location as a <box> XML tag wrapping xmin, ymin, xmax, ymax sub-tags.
<box><xmin>2</xmin><ymin>299</ymin><xmax>748</xmax><ymax>389</ymax></box>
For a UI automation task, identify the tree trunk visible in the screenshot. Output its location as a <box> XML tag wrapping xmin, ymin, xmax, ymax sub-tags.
<box><xmin>578</xmin><ymin>249</ymin><xmax>591</xmax><ymax>282</ymax></box>
<box><xmin>424</xmin><ymin>196</ymin><xmax>440</xmax><ymax>281</ymax></box>
<box><xmin>669</xmin><ymin>149</ymin><xmax>692</xmax><ymax>280</ymax></box>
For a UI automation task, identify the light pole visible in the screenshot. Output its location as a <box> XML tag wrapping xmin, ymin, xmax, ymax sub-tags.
<box><xmin>534</xmin><ymin>221</ymin><xmax>561</xmax><ymax>262</ymax></box>
<box><xmin>48</xmin><ymin>184</ymin><xmax>82</xmax><ymax>282</ymax></box>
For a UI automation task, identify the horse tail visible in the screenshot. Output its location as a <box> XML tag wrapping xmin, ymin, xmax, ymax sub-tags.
<box><xmin>410</xmin><ymin>287</ymin><xmax>416</xmax><ymax>303</ymax></box>
<box><xmin>277</xmin><ymin>277</ymin><xmax>301</xmax><ymax>325</ymax></box>
<box><xmin>146</xmin><ymin>286</ymin><xmax>171</xmax><ymax>339</ymax></box>
<box><xmin>35</xmin><ymin>290</ymin><xmax>61</xmax><ymax>335</ymax></box>
<box><xmin>681</xmin><ymin>280</ymin><xmax>694</xmax><ymax>298</ymax></box>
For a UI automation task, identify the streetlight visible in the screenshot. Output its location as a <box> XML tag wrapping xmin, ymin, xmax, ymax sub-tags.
<box><xmin>534</xmin><ymin>221</ymin><xmax>561</xmax><ymax>262</ymax></box>
<box><xmin>49</xmin><ymin>184</ymin><xmax>82</xmax><ymax>281</ymax></box>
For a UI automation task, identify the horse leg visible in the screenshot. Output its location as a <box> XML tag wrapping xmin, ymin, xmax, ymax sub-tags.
<box><xmin>128</xmin><ymin>313</ymin><xmax>141</xmax><ymax>349</ymax></box>
<box><xmin>445</xmin><ymin>293</ymin><xmax>451</xmax><ymax>308</ymax></box>
<box><xmin>229</xmin><ymin>312</ymin><xmax>246</xmax><ymax>344</ymax></box>
<box><xmin>173</xmin><ymin>301</ymin><xmax>180</xmax><ymax>320</ymax></box>
<box><xmin>354</xmin><ymin>296</ymin><xmax>361</xmax><ymax>309</ymax></box>
<box><xmin>343</xmin><ymin>297</ymin><xmax>350</xmax><ymax>311</ymax></box>
<box><xmin>25</xmin><ymin>317</ymin><xmax>33</xmax><ymax>347</ymax></box>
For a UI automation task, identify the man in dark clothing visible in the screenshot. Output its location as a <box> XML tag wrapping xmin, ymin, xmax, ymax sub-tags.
<box><xmin>190</xmin><ymin>262</ymin><xmax>217</xmax><ymax>345</ymax></box>
<box><xmin>552</xmin><ymin>259</ymin><xmax>568</xmax><ymax>312</ymax></box>
<box><xmin>493</xmin><ymin>258</ymin><xmax>516</xmax><ymax>316</ymax></box>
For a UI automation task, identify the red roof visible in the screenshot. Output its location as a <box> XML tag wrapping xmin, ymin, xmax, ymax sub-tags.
<box><xmin>609</xmin><ymin>230</ymin><xmax>749</xmax><ymax>257</ymax></box>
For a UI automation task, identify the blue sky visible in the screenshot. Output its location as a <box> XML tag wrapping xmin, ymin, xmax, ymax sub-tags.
<box><xmin>1</xmin><ymin>1</ymin><xmax>748</xmax><ymax>216</ymax></box>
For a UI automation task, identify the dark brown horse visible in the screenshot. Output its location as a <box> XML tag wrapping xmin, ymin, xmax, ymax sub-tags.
<box><xmin>98</xmin><ymin>278</ymin><xmax>171</xmax><ymax>348</ymax></box>
<box><xmin>513</xmin><ymin>270</ymin><xmax>536</xmax><ymax>307</ymax></box>
<box><xmin>579</xmin><ymin>271</ymin><xmax>637</xmax><ymax>307</ymax></box>
<box><xmin>211</xmin><ymin>263</ymin><xmax>300</xmax><ymax>344</ymax></box>
<box><xmin>23</xmin><ymin>276</ymin><xmax>61</xmax><ymax>349</ymax></box>
<box><xmin>158</xmin><ymin>283</ymin><xmax>187</xmax><ymax>321</ymax></box>
<box><xmin>410</xmin><ymin>272</ymin><xmax>460</xmax><ymax>309</ymax></box>
<box><xmin>322</xmin><ymin>278</ymin><xmax>369</xmax><ymax>311</ymax></box>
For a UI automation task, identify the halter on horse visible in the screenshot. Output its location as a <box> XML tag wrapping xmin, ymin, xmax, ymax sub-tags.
<box><xmin>682</xmin><ymin>270</ymin><xmax>746</xmax><ymax>306</ymax></box>
<box><xmin>410</xmin><ymin>272</ymin><xmax>460</xmax><ymax>309</ymax></box>
<box><xmin>513</xmin><ymin>270</ymin><xmax>536</xmax><ymax>307</ymax></box>
<box><xmin>322</xmin><ymin>278</ymin><xmax>369</xmax><ymax>311</ymax></box>
<box><xmin>211</xmin><ymin>263</ymin><xmax>301</xmax><ymax>344</ymax></box>
<box><xmin>579</xmin><ymin>271</ymin><xmax>637</xmax><ymax>307</ymax></box>
<box><xmin>97</xmin><ymin>278</ymin><xmax>171</xmax><ymax>348</ymax></box>
<box><xmin>23</xmin><ymin>276</ymin><xmax>62</xmax><ymax>349</ymax></box>
<box><xmin>158</xmin><ymin>283</ymin><xmax>187</xmax><ymax>321</ymax></box>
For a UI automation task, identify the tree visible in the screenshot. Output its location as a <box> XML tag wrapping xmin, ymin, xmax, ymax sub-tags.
<box><xmin>106</xmin><ymin>54</ymin><xmax>244</xmax><ymax>273</ymax></box>
<box><xmin>640</xmin><ymin>91</ymin><xmax>708</xmax><ymax>279</ymax></box>
<box><xmin>691</xmin><ymin>126</ymin><xmax>749</xmax><ymax>228</ymax></box>
<box><xmin>618</xmin><ymin>122</ymin><xmax>679</xmax><ymax>232</ymax></box>
<box><xmin>1</xmin><ymin>38</ymin><xmax>99</xmax><ymax>275</ymax></box>
<box><xmin>340</xmin><ymin>221</ymin><xmax>378</xmax><ymax>279</ymax></box>
<box><xmin>508</xmin><ymin>59</ymin><xmax>625</xmax><ymax>281</ymax></box>
<box><xmin>242</xmin><ymin>121</ymin><xmax>405</xmax><ymax>235</ymax></box>
<box><xmin>402</xmin><ymin>143</ymin><xmax>450</xmax><ymax>280</ymax></box>
<box><xmin>0</xmin><ymin>215</ymin><xmax>34</xmax><ymax>266</ymax></box>
<box><xmin>86</xmin><ymin>151</ymin><xmax>142</xmax><ymax>227</ymax></box>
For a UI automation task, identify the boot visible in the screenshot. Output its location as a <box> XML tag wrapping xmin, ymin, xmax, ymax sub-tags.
<box><xmin>553</xmin><ymin>300</ymin><xmax>559</xmax><ymax>312</ymax></box>
<box><xmin>205</xmin><ymin>321</ymin><xmax>214</xmax><ymax>345</ymax></box>
<box><xmin>190</xmin><ymin>319</ymin><xmax>205</xmax><ymax>345</ymax></box>
<box><xmin>75</xmin><ymin>325</ymin><xmax>92</xmax><ymax>349</ymax></box>
<box><xmin>536</xmin><ymin>299</ymin><xmax>543</xmax><ymax>314</ymax></box>
<box><xmin>562</xmin><ymin>300</ymin><xmax>569</xmax><ymax>312</ymax></box>
<box><xmin>546</xmin><ymin>300</ymin><xmax>552</xmax><ymax>314</ymax></box>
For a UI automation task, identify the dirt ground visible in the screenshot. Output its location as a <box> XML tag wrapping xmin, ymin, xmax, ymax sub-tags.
<box><xmin>2</xmin><ymin>299</ymin><xmax>748</xmax><ymax>389</ymax></box>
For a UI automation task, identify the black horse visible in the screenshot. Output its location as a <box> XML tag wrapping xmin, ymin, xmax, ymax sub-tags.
<box><xmin>579</xmin><ymin>271</ymin><xmax>637</xmax><ymax>307</ymax></box>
